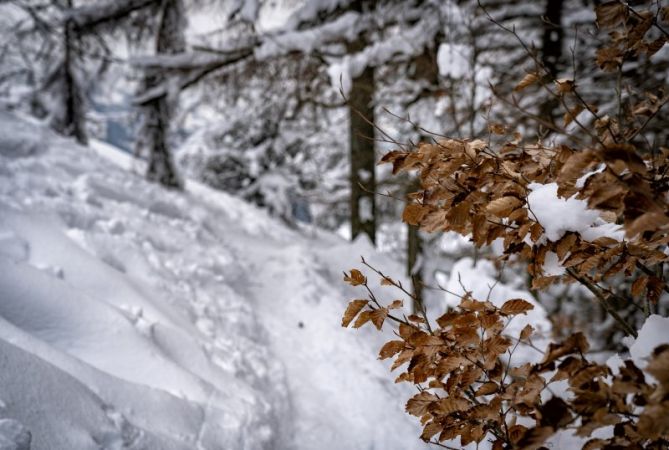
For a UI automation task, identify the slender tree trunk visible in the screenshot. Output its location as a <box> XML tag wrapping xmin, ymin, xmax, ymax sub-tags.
<box><xmin>346</xmin><ymin>0</ymin><xmax>376</xmax><ymax>244</ymax></box>
<box><xmin>136</xmin><ymin>0</ymin><xmax>184</xmax><ymax>189</ymax></box>
<box><xmin>406</xmin><ymin>179</ymin><xmax>424</xmax><ymax>313</ymax></box>
<box><xmin>348</xmin><ymin>50</ymin><xmax>376</xmax><ymax>244</ymax></box>
<box><xmin>541</xmin><ymin>0</ymin><xmax>564</xmax><ymax>77</ymax></box>
<box><xmin>59</xmin><ymin>0</ymin><xmax>87</xmax><ymax>145</ymax></box>
<box><xmin>404</xmin><ymin>45</ymin><xmax>442</xmax><ymax>312</ymax></box>
<box><xmin>143</xmin><ymin>96</ymin><xmax>181</xmax><ymax>187</ymax></box>
<box><xmin>539</xmin><ymin>0</ymin><xmax>564</xmax><ymax>123</ymax></box>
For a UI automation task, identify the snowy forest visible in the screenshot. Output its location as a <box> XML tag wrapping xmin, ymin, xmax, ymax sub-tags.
<box><xmin>0</xmin><ymin>0</ymin><xmax>668</xmax><ymax>449</ymax></box>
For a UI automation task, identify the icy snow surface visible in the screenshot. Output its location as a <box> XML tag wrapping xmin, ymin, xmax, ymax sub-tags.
<box><xmin>0</xmin><ymin>111</ymin><xmax>425</xmax><ymax>449</ymax></box>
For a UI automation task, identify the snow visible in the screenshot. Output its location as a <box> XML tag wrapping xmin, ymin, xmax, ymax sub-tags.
<box><xmin>327</xmin><ymin>58</ymin><xmax>354</xmax><ymax>95</ymax></box>
<box><xmin>258</xmin><ymin>2</ymin><xmax>442</xmax><ymax>95</ymax></box>
<box><xmin>256</xmin><ymin>11</ymin><xmax>360</xmax><ymax>62</ymax></box>
<box><xmin>527</xmin><ymin>182</ymin><xmax>625</xmax><ymax>242</ymax></box>
<box><xmin>437</xmin><ymin>43</ymin><xmax>471</xmax><ymax>79</ymax></box>
<box><xmin>324</xmin><ymin>11</ymin><xmax>440</xmax><ymax>94</ymax></box>
<box><xmin>575</xmin><ymin>164</ymin><xmax>605</xmax><ymax>189</ymax></box>
<box><xmin>629</xmin><ymin>314</ymin><xmax>669</xmax><ymax>368</ymax></box>
<box><xmin>606</xmin><ymin>315</ymin><xmax>669</xmax><ymax>380</ymax></box>
<box><xmin>281</xmin><ymin>0</ymin><xmax>353</xmax><ymax>31</ymax></box>
<box><xmin>358</xmin><ymin>197</ymin><xmax>374</xmax><ymax>222</ymax></box>
<box><xmin>0</xmin><ymin>419</ymin><xmax>30</xmax><ymax>450</ymax></box>
<box><xmin>543</xmin><ymin>251</ymin><xmax>566</xmax><ymax>277</ymax></box>
<box><xmin>0</xmin><ymin>111</ymin><xmax>425</xmax><ymax>449</ymax></box>
<box><xmin>239</xmin><ymin>0</ymin><xmax>260</xmax><ymax>22</ymax></box>
<box><xmin>67</xmin><ymin>0</ymin><xmax>157</xmax><ymax>30</ymax></box>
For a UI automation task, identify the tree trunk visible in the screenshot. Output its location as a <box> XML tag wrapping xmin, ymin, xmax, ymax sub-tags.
<box><xmin>403</xmin><ymin>43</ymin><xmax>443</xmax><ymax>312</ymax></box>
<box><xmin>142</xmin><ymin>96</ymin><xmax>181</xmax><ymax>188</ymax></box>
<box><xmin>538</xmin><ymin>0</ymin><xmax>564</xmax><ymax>123</ymax></box>
<box><xmin>406</xmin><ymin>179</ymin><xmax>424</xmax><ymax>313</ymax></box>
<box><xmin>58</xmin><ymin>0</ymin><xmax>87</xmax><ymax>145</ymax></box>
<box><xmin>136</xmin><ymin>0</ymin><xmax>184</xmax><ymax>189</ymax></box>
<box><xmin>541</xmin><ymin>0</ymin><xmax>564</xmax><ymax>77</ymax></box>
<box><xmin>348</xmin><ymin>51</ymin><xmax>376</xmax><ymax>244</ymax></box>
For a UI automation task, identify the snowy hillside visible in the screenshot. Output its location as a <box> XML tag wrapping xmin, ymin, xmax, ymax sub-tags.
<box><xmin>0</xmin><ymin>111</ymin><xmax>426</xmax><ymax>450</ymax></box>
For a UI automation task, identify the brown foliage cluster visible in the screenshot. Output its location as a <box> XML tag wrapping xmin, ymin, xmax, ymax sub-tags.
<box><xmin>342</xmin><ymin>275</ymin><xmax>669</xmax><ymax>449</ymax></box>
<box><xmin>382</xmin><ymin>0</ymin><xmax>669</xmax><ymax>315</ymax></box>
<box><xmin>594</xmin><ymin>2</ymin><xmax>668</xmax><ymax>71</ymax></box>
<box><xmin>342</xmin><ymin>2</ymin><xmax>669</xmax><ymax>449</ymax></box>
<box><xmin>384</xmin><ymin>130</ymin><xmax>669</xmax><ymax>311</ymax></box>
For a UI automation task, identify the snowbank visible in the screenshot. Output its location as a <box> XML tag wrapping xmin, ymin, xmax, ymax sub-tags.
<box><xmin>0</xmin><ymin>111</ymin><xmax>425</xmax><ymax>449</ymax></box>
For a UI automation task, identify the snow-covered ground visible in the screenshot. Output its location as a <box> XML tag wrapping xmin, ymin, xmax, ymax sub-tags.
<box><xmin>0</xmin><ymin>111</ymin><xmax>426</xmax><ymax>449</ymax></box>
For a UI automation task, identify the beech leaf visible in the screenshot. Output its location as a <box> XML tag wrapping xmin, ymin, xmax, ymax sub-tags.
<box><xmin>514</xmin><ymin>72</ymin><xmax>539</xmax><ymax>92</ymax></box>
<box><xmin>406</xmin><ymin>391</ymin><xmax>438</xmax><ymax>417</ymax></box>
<box><xmin>378</xmin><ymin>340</ymin><xmax>405</xmax><ymax>360</ymax></box>
<box><xmin>500</xmin><ymin>299</ymin><xmax>535</xmax><ymax>315</ymax></box>
<box><xmin>403</xmin><ymin>203</ymin><xmax>429</xmax><ymax>226</ymax></box>
<box><xmin>344</xmin><ymin>269</ymin><xmax>366</xmax><ymax>286</ymax></box>
<box><xmin>342</xmin><ymin>299</ymin><xmax>368</xmax><ymax>327</ymax></box>
<box><xmin>487</xmin><ymin>196</ymin><xmax>523</xmax><ymax>218</ymax></box>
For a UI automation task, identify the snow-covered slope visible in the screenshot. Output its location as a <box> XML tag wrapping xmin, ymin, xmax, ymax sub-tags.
<box><xmin>0</xmin><ymin>111</ymin><xmax>424</xmax><ymax>449</ymax></box>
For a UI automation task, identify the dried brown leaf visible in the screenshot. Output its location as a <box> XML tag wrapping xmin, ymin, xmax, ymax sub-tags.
<box><xmin>403</xmin><ymin>203</ymin><xmax>429</xmax><ymax>226</ymax></box>
<box><xmin>370</xmin><ymin>308</ymin><xmax>388</xmax><ymax>330</ymax></box>
<box><xmin>420</xmin><ymin>421</ymin><xmax>442</xmax><ymax>442</ymax></box>
<box><xmin>595</xmin><ymin>1</ymin><xmax>628</xmax><ymax>29</ymax></box>
<box><xmin>352</xmin><ymin>310</ymin><xmax>373</xmax><ymax>328</ymax></box>
<box><xmin>500</xmin><ymin>299</ymin><xmax>535</xmax><ymax>315</ymax></box>
<box><xmin>475</xmin><ymin>382</ymin><xmax>499</xmax><ymax>396</ymax></box>
<box><xmin>555</xmin><ymin>78</ymin><xmax>575</xmax><ymax>95</ymax></box>
<box><xmin>514</xmin><ymin>72</ymin><xmax>539</xmax><ymax>92</ymax></box>
<box><xmin>487</xmin><ymin>196</ymin><xmax>524</xmax><ymax>218</ymax></box>
<box><xmin>406</xmin><ymin>391</ymin><xmax>438</xmax><ymax>417</ymax></box>
<box><xmin>520</xmin><ymin>324</ymin><xmax>535</xmax><ymax>340</ymax></box>
<box><xmin>379</xmin><ymin>340</ymin><xmax>405</xmax><ymax>360</ymax></box>
<box><xmin>342</xmin><ymin>299</ymin><xmax>369</xmax><ymax>327</ymax></box>
<box><xmin>388</xmin><ymin>299</ymin><xmax>403</xmax><ymax>309</ymax></box>
<box><xmin>344</xmin><ymin>269</ymin><xmax>366</xmax><ymax>286</ymax></box>
<box><xmin>631</xmin><ymin>276</ymin><xmax>649</xmax><ymax>298</ymax></box>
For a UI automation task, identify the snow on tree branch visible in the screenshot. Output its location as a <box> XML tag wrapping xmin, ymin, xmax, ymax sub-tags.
<box><xmin>66</xmin><ymin>0</ymin><xmax>159</xmax><ymax>31</ymax></box>
<box><xmin>133</xmin><ymin>48</ymin><xmax>255</xmax><ymax>105</ymax></box>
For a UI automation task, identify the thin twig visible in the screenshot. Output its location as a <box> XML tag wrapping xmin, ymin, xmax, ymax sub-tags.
<box><xmin>566</xmin><ymin>268</ymin><xmax>638</xmax><ymax>338</ymax></box>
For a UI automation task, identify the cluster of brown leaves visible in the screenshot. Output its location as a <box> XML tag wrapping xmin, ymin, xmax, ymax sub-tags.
<box><xmin>342</xmin><ymin>2</ymin><xmax>669</xmax><ymax>449</ymax></box>
<box><xmin>380</xmin><ymin>2</ymin><xmax>669</xmax><ymax>307</ymax></box>
<box><xmin>382</xmin><ymin>133</ymin><xmax>669</xmax><ymax>298</ymax></box>
<box><xmin>595</xmin><ymin>1</ymin><xmax>668</xmax><ymax>71</ymax></box>
<box><xmin>342</xmin><ymin>277</ymin><xmax>669</xmax><ymax>449</ymax></box>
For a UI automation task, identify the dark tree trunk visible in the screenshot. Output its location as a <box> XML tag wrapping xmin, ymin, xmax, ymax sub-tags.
<box><xmin>404</xmin><ymin>47</ymin><xmax>441</xmax><ymax>311</ymax></box>
<box><xmin>143</xmin><ymin>96</ymin><xmax>181</xmax><ymax>188</ymax></box>
<box><xmin>539</xmin><ymin>0</ymin><xmax>565</xmax><ymax>123</ymax></box>
<box><xmin>541</xmin><ymin>0</ymin><xmax>565</xmax><ymax>77</ymax></box>
<box><xmin>137</xmin><ymin>0</ymin><xmax>184</xmax><ymax>189</ymax></box>
<box><xmin>406</xmin><ymin>179</ymin><xmax>424</xmax><ymax>313</ymax></box>
<box><xmin>58</xmin><ymin>0</ymin><xmax>87</xmax><ymax>145</ymax></box>
<box><xmin>347</xmin><ymin>0</ymin><xmax>376</xmax><ymax>244</ymax></box>
<box><xmin>348</xmin><ymin>63</ymin><xmax>376</xmax><ymax>244</ymax></box>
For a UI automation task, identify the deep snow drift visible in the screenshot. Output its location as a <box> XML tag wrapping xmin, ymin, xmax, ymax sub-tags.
<box><xmin>0</xmin><ymin>111</ymin><xmax>426</xmax><ymax>449</ymax></box>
